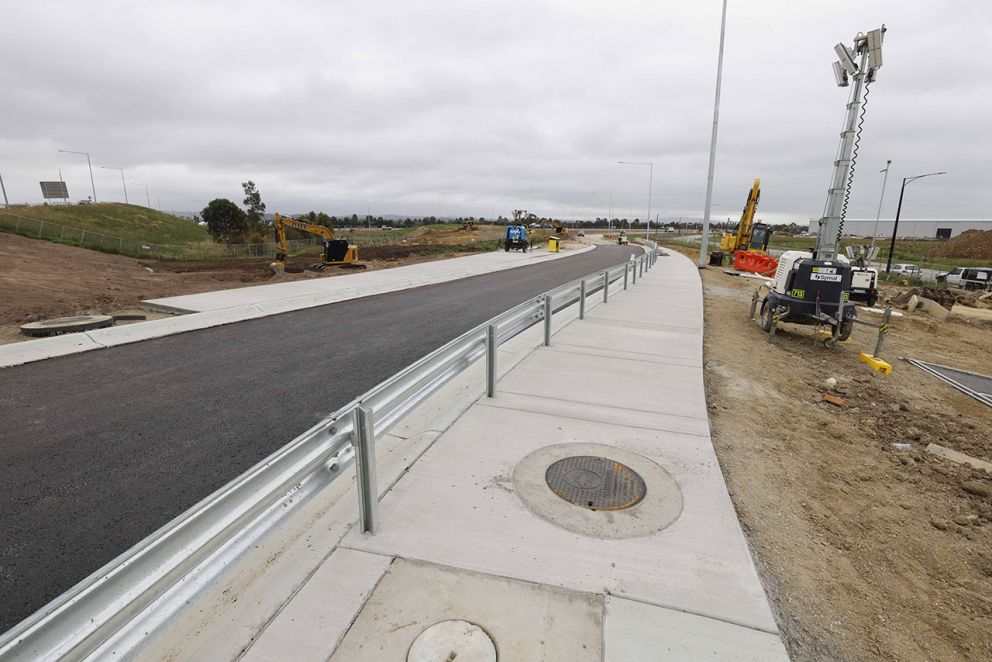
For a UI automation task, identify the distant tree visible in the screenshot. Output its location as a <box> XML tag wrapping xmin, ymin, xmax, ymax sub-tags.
<box><xmin>241</xmin><ymin>181</ymin><xmax>266</xmax><ymax>230</ymax></box>
<box><xmin>316</xmin><ymin>212</ymin><xmax>333</xmax><ymax>227</ymax></box>
<box><xmin>351</xmin><ymin>213</ymin><xmax>359</xmax><ymax>225</ymax></box>
<box><xmin>202</xmin><ymin>198</ymin><xmax>249</xmax><ymax>243</ymax></box>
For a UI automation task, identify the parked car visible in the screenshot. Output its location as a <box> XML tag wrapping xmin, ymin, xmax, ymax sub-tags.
<box><xmin>945</xmin><ymin>267</ymin><xmax>992</xmax><ymax>291</ymax></box>
<box><xmin>892</xmin><ymin>263</ymin><xmax>921</xmax><ymax>279</ymax></box>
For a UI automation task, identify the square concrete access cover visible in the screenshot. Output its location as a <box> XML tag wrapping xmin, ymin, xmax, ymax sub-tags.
<box><xmin>331</xmin><ymin>558</ymin><xmax>602</xmax><ymax>661</ymax></box>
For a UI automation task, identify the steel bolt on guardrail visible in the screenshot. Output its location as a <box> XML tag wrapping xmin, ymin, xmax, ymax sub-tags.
<box><xmin>0</xmin><ymin>243</ymin><xmax>657</xmax><ymax>662</ymax></box>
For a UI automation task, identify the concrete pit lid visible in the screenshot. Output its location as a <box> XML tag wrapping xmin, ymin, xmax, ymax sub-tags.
<box><xmin>19</xmin><ymin>314</ymin><xmax>114</xmax><ymax>337</ymax></box>
<box><xmin>407</xmin><ymin>620</ymin><xmax>497</xmax><ymax>662</ymax></box>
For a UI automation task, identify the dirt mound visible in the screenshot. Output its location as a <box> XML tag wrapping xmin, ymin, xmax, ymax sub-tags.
<box><xmin>926</xmin><ymin>229</ymin><xmax>992</xmax><ymax>260</ymax></box>
<box><xmin>887</xmin><ymin>286</ymin><xmax>960</xmax><ymax>309</ymax></box>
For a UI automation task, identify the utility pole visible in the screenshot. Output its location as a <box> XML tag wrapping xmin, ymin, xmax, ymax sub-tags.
<box><xmin>698</xmin><ymin>0</ymin><xmax>728</xmax><ymax>267</ymax></box>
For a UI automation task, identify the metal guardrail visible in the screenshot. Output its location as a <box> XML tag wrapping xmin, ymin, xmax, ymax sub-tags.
<box><xmin>0</xmin><ymin>243</ymin><xmax>659</xmax><ymax>661</ymax></box>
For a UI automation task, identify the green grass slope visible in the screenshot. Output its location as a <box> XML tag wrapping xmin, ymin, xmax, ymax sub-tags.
<box><xmin>0</xmin><ymin>203</ymin><xmax>208</xmax><ymax>244</ymax></box>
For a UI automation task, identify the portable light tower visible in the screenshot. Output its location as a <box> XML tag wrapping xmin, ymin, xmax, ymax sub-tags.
<box><xmin>757</xmin><ymin>26</ymin><xmax>887</xmax><ymax>343</ymax></box>
<box><xmin>814</xmin><ymin>26</ymin><xmax>885</xmax><ymax>260</ymax></box>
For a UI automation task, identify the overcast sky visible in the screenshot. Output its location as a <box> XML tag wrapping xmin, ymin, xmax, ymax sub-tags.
<box><xmin>2</xmin><ymin>0</ymin><xmax>989</xmax><ymax>223</ymax></box>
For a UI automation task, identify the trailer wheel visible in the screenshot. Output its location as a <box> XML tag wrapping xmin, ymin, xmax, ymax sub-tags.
<box><xmin>759</xmin><ymin>299</ymin><xmax>774</xmax><ymax>332</ymax></box>
<box><xmin>837</xmin><ymin>319</ymin><xmax>854</xmax><ymax>341</ymax></box>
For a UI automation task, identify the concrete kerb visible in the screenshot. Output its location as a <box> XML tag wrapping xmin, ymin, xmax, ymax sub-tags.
<box><xmin>0</xmin><ymin>244</ymin><xmax>597</xmax><ymax>370</ymax></box>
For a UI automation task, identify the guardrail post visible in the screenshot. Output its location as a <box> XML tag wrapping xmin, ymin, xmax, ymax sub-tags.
<box><xmin>632</xmin><ymin>259</ymin><xmax>637</xmax><ymax>284</ymax></box>
<box><xmin>579</xmin><ymin>280</ymin><xmax>586</xmax><ymax>319</ymax></box>
<box><xmin>543</xmin><ymin>295</ymin><xmax>552</xmax><ymax>346</ymax></box>
<box><xmin>623</xmin><ymin>263</ymin><xmax>629</xmax><ymax>290</ymax></box>
<box><xmin>351</xmin><ymin>406</ymin><xmax>379</xmax><ymax>533</ymax></box>
<box><xmin>486</xmin><ymin>324</ymin><xmax>497</xmax><ymax>397</ymax></box>
<box><xmin>602</xmin><ymin>270</ymin><xmax>609</xmax><ymax>303</ymax></box>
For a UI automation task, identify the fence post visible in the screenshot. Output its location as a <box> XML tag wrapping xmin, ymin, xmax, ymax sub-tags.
<box><xmin>119</xmin><ymin>237</ymin><xmax>123</xmax><ymax>253</ymax></box>
<box><xmin>543</xmin><ymin>295</ymin><xmax>552</xmax><ymax>346</ymax></box>
<box><xmin>624</xmin><ymin>263</ymin><xmax>629</xmax><ymax>290</ymax></box>
<box><xmin>38</xmin><ymin>220</ymin><xmax>44</xmax><ymax>238</ymax></box>
<box><xmin>632</xmin><ymin>259</ymin><xmax>637</xmax><ymax>284</ymax></box>
<box><xmin>15</xmin><ymin>218</ymin><xmax>20</xmax><ymax>232</ymax></box>
<box><xmin>486</xmin><ymin>324</ymin><xmax>497</xmax><ymax>397</ymax></box>
<box><xmin>874</xmin><ymin>307</ymin><xmax>892</xmax><ymax>358</ymax></box>
<box><xmin>351</xmin><ymin>406</ymin><xmax>379</xmax><ymax>534</ymax></box>
<box><xmin>80</xmin><ymin>230</ymin><xmax>86</xmax><ymax>245</ymax></box>
<box><xmin>602</xmin><ymin>270</ymin><xmax>609</xmax><ymax>303</ymax></box>
<box><xmin>579</xmin><ymin>280</ymin><xmax>586</xmax><ymax>319</ymax></box>
<box><xmin>59</xmin><ymin>226</ymin><xmax>65</xmax><ymax>241</ymax></box>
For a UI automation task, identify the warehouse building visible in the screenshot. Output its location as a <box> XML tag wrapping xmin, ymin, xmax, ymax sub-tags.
<box><xmin>806</xmin><ymin>219</ymin><xmax>992</xmax><ymax>239</ymax></box>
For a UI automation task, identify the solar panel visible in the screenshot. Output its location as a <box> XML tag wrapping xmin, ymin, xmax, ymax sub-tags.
<box><xmin>40</xmin><ymin>181</ymin><xmax>69</xmax><ymax>199</ymax></box>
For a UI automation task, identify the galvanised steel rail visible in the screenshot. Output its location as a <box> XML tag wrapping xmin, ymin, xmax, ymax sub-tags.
<box><xmin>0</xmin><ymin>243</ymin><xmax>659</xmax><ymax>661</ymax></box>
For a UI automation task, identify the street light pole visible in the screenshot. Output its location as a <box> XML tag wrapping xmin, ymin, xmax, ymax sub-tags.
<box><xmin>699</xmin><ymin>0</ymin><xmax>728</xmax><ymax>266</ymax></box>
<box><xmin>885</xmin><ymin>171</ymin><xmax>946</xmax><ymax>273</ymax></box>
<box><xmin>869</xmin><ymin>160</ymin><xmax>891</xmax><ymax>254</ymax></box>
<box><xmin>618</xmin><ymin>161</ymin><xmax>654</xmax><ymax>239</ymax></box>
<box><xmin>131</xmin><ymin>182</ymin><xmax>151</xmax><ymax>207</ymax></box>
<box><xmin>100</xmin><ymin>166</ymin><xmax>128</xmax><ymax>204</ymax></box>
<box><xmin>58</xmin><ymin>149</ymin><xmax>97</xmax><ymax>202</ymax></box>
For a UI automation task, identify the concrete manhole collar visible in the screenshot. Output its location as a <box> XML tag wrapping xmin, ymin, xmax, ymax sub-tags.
<box><xmin>513</xmin><ymin>442</ymin><xmax>683</xmax><ymax>539</ymax></box>
<box><xmin>545</xmin><ymin>456</ymin><xmax>646</xmax><ymax>510</ymax></box>
<box><xmin>407</xmin><ymin>620</ymin><xmax>497</xmax><ymax>662</ymax></box>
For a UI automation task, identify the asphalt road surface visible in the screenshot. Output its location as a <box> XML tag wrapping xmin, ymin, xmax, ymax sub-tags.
<box><xmin>0</xmin><ymin>244</ymin><xmax>640</xmax><ymax>633</ymax></box>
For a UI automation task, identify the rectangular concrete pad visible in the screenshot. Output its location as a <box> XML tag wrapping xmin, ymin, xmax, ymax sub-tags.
<box><xmin>605</xmin><ymin>596</ymin><xmax>788</xmax><ymax>661</ymax></box>
<box><xmin>243</xmin><ymin>548</ymin><xmax>392</xmax><ymax>662</ymax></box>
<box><xmin>330</xmin><ymin>558</ymin><xmax>603</xmax><ymax>661</ymax></box>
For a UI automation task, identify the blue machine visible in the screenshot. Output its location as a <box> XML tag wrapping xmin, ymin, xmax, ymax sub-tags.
<box><xmin>504</xmin><ymin>225</ymin><xmax>529</xmax><ymax>252</ymax></box>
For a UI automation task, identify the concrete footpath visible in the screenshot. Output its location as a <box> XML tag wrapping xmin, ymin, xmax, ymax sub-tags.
<box><xmin>142</xmin><ymin>244</ymin><xmax>593</xmax><ymax>313</ymax></box>
<box><xmin>0</xmin><ymin>244</ymin><xmax>591</xmax><ymax>369</ymax></box>
<box><xmin>138</xmin><ymin>249</ymin><xmax>788</xmax><ymax>661</ymax></box>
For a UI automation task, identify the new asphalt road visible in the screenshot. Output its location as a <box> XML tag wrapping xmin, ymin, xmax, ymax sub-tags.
<box><xmin>0</xmin><ymin>244</ymin><xmax>639</xmax><ymax>633</ymax></box>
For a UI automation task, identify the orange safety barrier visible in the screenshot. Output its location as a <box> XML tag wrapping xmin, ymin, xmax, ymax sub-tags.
<box><xmin>733</xmin><ymin>250</ymin><xmax>778</xmax><ymax>276</ymax></box>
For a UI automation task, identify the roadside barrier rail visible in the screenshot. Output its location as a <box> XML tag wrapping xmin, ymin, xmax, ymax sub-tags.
<box><xmin>0</xmin><ymin>243</ymin><xmax>658</xmax><ymax>662</ymax></box>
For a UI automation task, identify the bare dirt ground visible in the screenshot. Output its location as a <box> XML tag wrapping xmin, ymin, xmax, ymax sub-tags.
<box><xmin>671</xmin><ymin>244</ymin><xmax>992</xmax><ymax>661</ymax></box>
<box><xmin>0</xmin><ymin>233</ymin><xmax>494</xmax><ymax>344</ymax></box>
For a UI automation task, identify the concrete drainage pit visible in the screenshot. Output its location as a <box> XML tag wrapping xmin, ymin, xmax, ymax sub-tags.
<box><xmin>545</xmin><ymin>456</ymin><xmax>646</xmax><ymax>511</ymax></box>
<box><xmin>513</xmin><ymin>442</ymin><xmax>683</xmax><ymax>539</ymax></box>
<box><xmin>407</xmin><ymin>620</ymin><xmax>497</xmax><ymax>662</ymax></box>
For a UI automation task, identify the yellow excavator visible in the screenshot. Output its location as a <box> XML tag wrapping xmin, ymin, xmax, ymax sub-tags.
<box><xmin>552</xmin><ymin>220</ymin><xmax>568</xmax><ymax>238</ymax></box>
<box><xmin>272</xmin><ymin>213</ymin><xmax>364</xmax><ymax>271</ymax></box>
<box><xmin>712</xmin><ymin>179</ymin><xmax>778</xmax><ymax>275</ymax></box>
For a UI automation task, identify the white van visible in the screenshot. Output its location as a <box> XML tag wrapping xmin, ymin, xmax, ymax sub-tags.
<box><xmin>943</xmin><ymin>267</ymin><xmax>992</xmax><ymax>291</ymax></box>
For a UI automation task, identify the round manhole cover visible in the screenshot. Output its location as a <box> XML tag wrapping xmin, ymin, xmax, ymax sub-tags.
<box><xmin>19</xmin><ymin>314</ymin><xmax>115</xmax><ymax>337</ymax></box>
<box><xmin>407</xmin><ymin>620</ymin><xmax>496</xmax><ymax>662</ymax></box>
<box><xmin>545</xmin><ymin>455</ymin><xmax>646</xmax><ymax>511</ymax></box>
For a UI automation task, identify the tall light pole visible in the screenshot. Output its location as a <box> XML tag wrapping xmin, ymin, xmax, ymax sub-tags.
<box><xmin>885</xmin><ymin>171</ymin><xmax>946</xmax><ymax>273</ymax></box>
<box><xmin>618</xmin><ymin>161</ymin><xmax>653</xmax><ymax>239</ymax></box>
<box><xmin>100</xmin><ymin>166</ymin><xmax>128</xmax><ymax>204</ymax></box>
<box><xmin>698</xmin><ymin>0</ymin><xmax>728</xmax><ymax>266</ymax></box>
<box><xmin>58</xmin><ymin>149</ymin><xmax>97</xmax><ymax>202</ymax></box>
<box><xmin>869</xmin><ymin>160</ymin><xmax>891</xmax><ymax>254</ymax></box>
<box><xmin>131</xmin><ymin>182</ymin><xmax>151</xmax><ymax>207</ymax></box>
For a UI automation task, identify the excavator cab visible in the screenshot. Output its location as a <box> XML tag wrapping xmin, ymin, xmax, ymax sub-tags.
<box><xmin>323</xmin><ymin>239</ymin><xmax>352</xmax><ymax>263</ymax></box>
<box><xmin>748</xmin><ymin>223</ymin><xmax>772</xmax><ymax>252</ymax></box>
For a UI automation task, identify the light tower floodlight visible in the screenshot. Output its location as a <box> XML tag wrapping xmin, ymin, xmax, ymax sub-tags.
<box><xmin>867</xmin><ymin>28</ymin><xmax>883</xmax><ymax>68</ymax></box>
<box><xmin>832</xmin><ymin>61</ymin><xmax>849</xmax><ymax>87</ymax></box>
<box><xmin>834</xmin><ymin>43</ymin><xmax>858</xmax><ymax>75</ymax></box>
